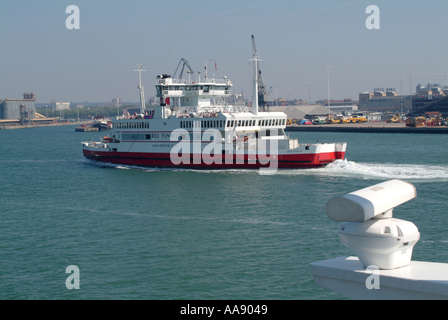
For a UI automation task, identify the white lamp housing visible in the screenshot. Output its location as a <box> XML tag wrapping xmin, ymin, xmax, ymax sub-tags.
<box><xmin>326</xmin><ymin>179</ymin><xmax>416</xmax><ymax>222</ymax></box>
<box><xmin>326</xmin><ymin>179</ymin><xmax>420</xmax><ymax>270</ymax></box>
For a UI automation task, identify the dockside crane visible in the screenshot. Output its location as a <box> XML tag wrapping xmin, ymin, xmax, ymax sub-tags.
<box><xmin>251</xmin><ymin>35</ymin><xmax>269</xmax><ymax>111</ymax></box>
<box><xmin>173</xmin><ymin>58</ymin><xmax>194</xmax><ymax>81</ymax></box>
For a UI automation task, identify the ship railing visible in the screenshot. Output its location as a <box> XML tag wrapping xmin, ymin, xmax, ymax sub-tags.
<box><xmin>177</xmin><ymin>112</ymin><xmax>220</xmax><ymax>119</ymax></box>
<box><xmin>174</xmin><ymin>106</ymin><xmax>249</xmax><ymax>118</ymax></box>
<box><xmin>157</xmin><ymin>78</ymin><xmax>231</xmax><ymax>85</ymax></box>
<box><xmin>115</xmin><ymin>115</ymin><xmax>151</xmax><ymax>120</ymax></box>
<box><xmin>162</xmin><ymin>90</ymin><xmax>232</xmax><ymax>95</ymax></box>
<box><xmin>198</xmin><ymin>78</ymin><xmax>230</xmax><ymax>84</ymax></box>
<box><xmin>114</xmin><ymin>105</ymin><xmax>249</xmax><ymax>121</ymax></box>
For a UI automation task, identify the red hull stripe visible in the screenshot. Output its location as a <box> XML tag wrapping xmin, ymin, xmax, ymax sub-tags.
<box><xmin>83</xmin><ymin>150</ymin><xmax>345</xmax><ymax>169</ymax></box>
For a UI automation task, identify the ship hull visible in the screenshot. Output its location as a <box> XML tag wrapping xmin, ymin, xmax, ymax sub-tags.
<box><xmin>82</xmin><ymin>148</ymin><xmax>346</xmax><ymax>169</ymax></box>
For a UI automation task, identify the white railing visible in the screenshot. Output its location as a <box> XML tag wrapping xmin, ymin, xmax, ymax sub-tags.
<box><xmin>114</xmin><ymin>105</ymin><xmax>250</xmax><ymax>122</ymax></box>
<box><xmin>157</xmin><ymin>78</ymin><xmax>231</xmax><ymax>85</ymax></box>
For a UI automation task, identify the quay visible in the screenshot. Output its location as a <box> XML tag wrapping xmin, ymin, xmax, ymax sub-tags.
<box><xmin>75</xmin><ymin>126</ymin><xmax>98</xmax><ymax>132</ymax></box>
<box><xmin>1</xmin><ymin>121</ymin><xmax>91</xmax><ymax>130</ymax></box>
<box><xmin>286</xmin><ymin>122</ymin><xmax>448</xmax><ymax>134</ymax></box>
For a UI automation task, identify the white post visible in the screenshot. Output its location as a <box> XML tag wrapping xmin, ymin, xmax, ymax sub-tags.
<box><xmin>275</xmin><ymin>88</ymin><xmax>278</xmax><ymax>106</ymax></box>
<box><xmin>253</xmin><ymin>75</ymin><xmax>258</xmax><ymax>115</ymax></box>
<box><xmin>251</xmin><ymin>56</ymin><xmax>260</xmax><ymax>116</ymax></box>
<box><xmin>134</xmin><ymin>64</ymin><xmax>146</xmax><ymax>114</ymax></box>
<box><xmin>326</xmin><ymin>66</ymin><xmax>331</xmax><ymax>110</ymax></box>
<box><xmin>308</xmin><ymin>82</ymin><xmax>311</xmax><ymax>104</ymax></box>
<box><xmin>400</xmin><ymin>77</ymin><xmax>404</xmax><ymax>115</ymax></box>
<box><xmin>409</xmin><ymin>72</ymin><xmax>413</xmax><ymax>112</ymax></box>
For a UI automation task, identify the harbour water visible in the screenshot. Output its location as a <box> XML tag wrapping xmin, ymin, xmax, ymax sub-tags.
<box><xmin>1</xmin><ymin>125</ymin><xmax>448</xmax><ymax>300</ymax></box>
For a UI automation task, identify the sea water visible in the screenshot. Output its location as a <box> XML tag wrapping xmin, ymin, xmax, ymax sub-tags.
<box><xmin>1</xmin><ymin>125</ymin><xmax>448</xmax><ymax>300</ymax></box>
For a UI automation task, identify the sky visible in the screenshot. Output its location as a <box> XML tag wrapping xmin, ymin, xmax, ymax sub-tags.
<box><xmin>1</xmin><ymin>0</ymin><xmax>447</xmax><ymax>104</ymax></box>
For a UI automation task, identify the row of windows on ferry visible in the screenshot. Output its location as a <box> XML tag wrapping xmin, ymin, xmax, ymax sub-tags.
<box><xmin>156</xmin><ymin>85</ymin><xmax>230</xmax><ymax>95</ymax></box>
<box><xmin>114</xmin><ymin>118</ymin><xmax>286</xmax><ymax>130</ymax></box>
<box><xmin>181</xmin><ymin>118</ymin><xmax>286</xmax><ymax>129</ymax></box>
<box><xmin>115</xmin><ymin>122</ymin><xmax>150</xmax><ymax>129</ymax></box>
<box><xmin>229</xmin><ymin>118</ymin><xmax>286</xmax><ymax>127</ymax></box>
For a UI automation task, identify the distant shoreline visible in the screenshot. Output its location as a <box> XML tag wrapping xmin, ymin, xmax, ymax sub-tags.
<box><xmin>286</xmin><ymin>122</ymin><xmax>448</xmax><ymax>134</ymax></box>
<box><xmin>3</xmin><ymin>121</ymin><xmax>448</xmax><ymax>134</ymax></box>
<box><xmin>0</xmin><ymin>122</ymin><xmax>90</xmax><ymax>130</ymax></box>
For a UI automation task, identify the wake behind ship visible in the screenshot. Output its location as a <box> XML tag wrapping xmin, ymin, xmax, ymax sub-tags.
<box><xmin>82</xmin><ymin>48</ymin><xmax>346</xmax><ymax>170</ymax></box>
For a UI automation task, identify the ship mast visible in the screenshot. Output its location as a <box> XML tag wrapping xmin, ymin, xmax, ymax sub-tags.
<box><xmin>251</xmin><ymin>35</ymin><xmax>269</xmax><ymax>111</ymax></box>
<box><xmin>134</xmin><ymin>64</ymin><xmax>146</xmax><ymax>114</ymax></box>
<box><xmin>250</xmin><ymin>36</ymin><xmax>261</xmax><ymax>116</ymax></box>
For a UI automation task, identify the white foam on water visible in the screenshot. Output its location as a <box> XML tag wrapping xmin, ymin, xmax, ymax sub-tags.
<box><xmin>302</xmin><ymin>159</ymin><xmax>448</xmax><ymax>181</ymax></box>
<box><xmin>80</xmin><ymin>158</ymin><xmax>255</xmax><ymax>174</ymax></box>
<box><xmin>80</xmin><ymin>158</ymin><xmax>448</xmax><ymax>181</ymax></box>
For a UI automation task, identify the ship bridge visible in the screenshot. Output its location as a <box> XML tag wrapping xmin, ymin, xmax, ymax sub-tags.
<box><xmin>155</xmin><ymin>74</ymin><xmax>233</xmax><ymax>109</ymax></box>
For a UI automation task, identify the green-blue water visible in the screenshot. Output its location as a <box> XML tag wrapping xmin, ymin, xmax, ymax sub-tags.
<box><xmin>1</xmin><ymin>125</ymin><xmax>448</xmax><ymax>300</ymax></box>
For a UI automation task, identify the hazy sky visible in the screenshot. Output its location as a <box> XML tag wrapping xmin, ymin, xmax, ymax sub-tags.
<box><xmin>1</xmin><ymin>0</ymin><xmax>447</xmax><ymax>104</ymax></box>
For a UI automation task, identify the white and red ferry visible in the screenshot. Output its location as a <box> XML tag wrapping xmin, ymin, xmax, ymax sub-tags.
<box><xmin>83</xmin><ymin>56</ymin><xmax>346</xmax><ymax>170</ymax></box>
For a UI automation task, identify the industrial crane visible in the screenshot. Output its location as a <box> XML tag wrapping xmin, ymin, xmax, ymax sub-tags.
<box><xmin>173</xmin><ymin>58</ymin><xmax>194</xmax><ymax>81</ymax></box>
<box><xmin>251</xmin><ymin>35</ymin><xmax>269</xmax><ymax>111</ymax></box>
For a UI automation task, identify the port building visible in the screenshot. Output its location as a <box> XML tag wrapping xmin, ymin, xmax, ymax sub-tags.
<box><xmin>358</xmin><ymin>88</ymin><xmax>411</xmax><ymax>113</ymax></box>
<box><xmin>0</xmin><ymin>93</ymin><xmax>36</xmax><ymax>120</ymax></box>
<box><xmin>111</xmin><ymin>98</ymin><xmax>122</xmax><ymax>107</ymax></box>
<box><xmin>51</xmin><ymin>101</ymin><xmax>70</xmax><ymax>111</ymax></box>
<box><xmin>359</xmin><ymin>84</ymin><xmax>448</xmax><ymax>115</ymax></box>
<box><xmin>315</xmin><ymin>98</ymin><xmax>357</xmax><ymax>107</ymax></box>
<box><xmin>409</xmin><ymin>84</ymin><xmax>448</xmax><ymax>115</ymax></box>
<box><xmin>0</xmin><ymin>93</ymin><xmax>58</xmax><ymax>128</ymax></box>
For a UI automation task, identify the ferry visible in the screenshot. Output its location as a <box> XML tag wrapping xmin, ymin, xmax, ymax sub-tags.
<box><xmin>82</xmin><ymin>52</ymin><xmax>346</xmax><ymax>170</ymax></box>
